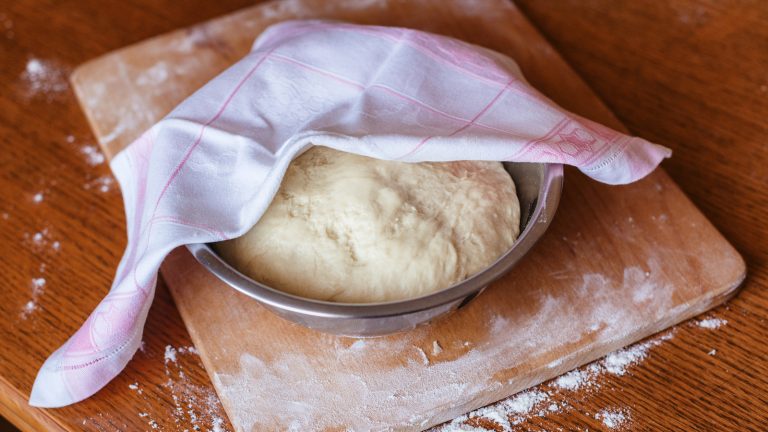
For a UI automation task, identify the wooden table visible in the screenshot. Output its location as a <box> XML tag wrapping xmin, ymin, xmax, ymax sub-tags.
<box><xmin>0</xmin><ymin>1</ymin><xmax>765</xmax><ymax>430</ymax></box>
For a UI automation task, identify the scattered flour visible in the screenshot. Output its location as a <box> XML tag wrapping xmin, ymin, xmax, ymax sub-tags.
<box><xmin>20</xmin><ymin>277</ymin><xmax>47</xmax><ymax>319</ymax></box>
<box><xmin>212</xmin><ymin>417</ymin><xmax>226</xmax><ymax>432</ymax></box>
<box><xmin>81</xmin><ymin>145</ymin><xmax>106</xmax><ymax>166</ymax></box>
<box><xmin>708</xmin><ymin>349</ymin><xmax>717</xmax><ymax>356</ymax></box>
<box><xmin>603</xmin><ymin>344</ymin><xmax>652</xmax><ymax>376</ymax></box>
<box><xmin>21</xmin><ymin>301</ymin><xmax>37</xmax><ymax>317</ymax></box>
<box><xmin>155</xmin><ymin>344</ymin><xmax>229</xmax><ymax>431</ymax></box>
<box><xmin>32</xmin><ymin>277</ymin><xmax>46</xmax><ymax>292</ymax></box>
<box><xmin>20</xmin><ymin>57</ymin><xmax>68</xmax><ymax>99</ymax></box>
<box><xmin>32</xmin><ymin>192</ymin><xmax>44</xmax><ymax>203</ymax></box>
<box><xmin>503</xmin><ymin>390</ymin><xmax>549</xmax><ymax>414</ymax></box>
<box><xmin>553</xmin><ymin>369</ymin><xmax>587</xmax><ymax>390</ymax></box>
<box><xmin>597</xmin><ymin>408</ymin><xmax>629</xmax><ymax>429</ymax></box>
<box><xmin>164</xmin><ymin>345</ymin><xmax>178</xmax><ymax>363</ymax></box>
<box><xmin>438</xmin><ymin>330</ymin><xmax>676</xmax><ymax>431</ymax></box>
<box><xmin>697</xmin><ymin>318</ymin><xmax>727</xmax><ymax>329</ymax></box>
<box><xmin>84</xmin><ymin>175</ymin><xmax>114</xmax><ymax>193</ymax></box>
<box><xmin>136</xmin><ymin>61</ymin><xmax>170</xmax><ymax>86</ymax></box>
<box><xmin>178</xmin><ymin>345</ymin><xmax>199</xmax><ymax>355</ymax></box>
<box><xmin>32</xmin><ymin>229</ymin><xmax>46</xmax><ymax>244</ymax></box>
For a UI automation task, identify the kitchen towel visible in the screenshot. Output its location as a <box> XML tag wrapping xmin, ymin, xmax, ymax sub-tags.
<box><xmin>30</xmin><ymin>20</ymin><xmax>670</xmax><ymax>407</ymax></box>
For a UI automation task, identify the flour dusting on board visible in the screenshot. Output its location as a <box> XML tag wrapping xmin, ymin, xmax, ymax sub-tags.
<box><xmin>438</xmin><ymin>329</ymin><xmax>675</xmax><ymax>432</ymax></box>
<box><xmin>212</xmin><ymin>262</ymin><xmax>679</xmax><ymax>430</ymax></box>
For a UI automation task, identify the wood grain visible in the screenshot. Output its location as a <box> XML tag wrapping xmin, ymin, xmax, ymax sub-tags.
<box><xmin>0</xmin><ymin>0</ymin><xmax>765</xmax><ymax>431</ymax></box>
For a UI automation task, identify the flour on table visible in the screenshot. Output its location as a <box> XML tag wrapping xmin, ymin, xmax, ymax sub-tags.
<box><xmin>21</xmin><ymin>301</ymin><xmax>38</xmax><ymax>317</ymax></box>
<box><xmin>20</xmin><ymin>57</ymin><xmax>68</xmax><ymax>100</ymax></box>
<box><xmin>697</xmin><ymin>317</ymin><xmax>727</xmax><ymax>329</ymax></box>
<box><xmin>553</xmin><ymin>370</ymin><xmax>587</xmax><ymax>390</ymax></box>
<box><xmin>84</xmin><ymin>175</ymin><xmax>114</xmax><ymax>193</ymax></box>
<box><xmin>708</xmin><ymin>349</ymin><xmax>717</xmax><ymax>356</ymax></box>
<box><xmin>157</xmin><ymin>344</ymin><xmax>230</xmax><ymax>431</ymax></box>
<box><xmin>80</xmin><ymin>145</ymin><xmax>106</xmax><ymax>166</ymax></box>
<box><xmin>597</xmin><ymin>408</ymin><xmax>629</xmax><ymax>429</ymax></box>
<box><xmin>29</xmin><ymin>228</ymin><xmax>49</xmax><ymax>246</ymax></box>
<box><xmin>32</xmin><ymin>192</ymin><xmax>44</xmax><ymax>203</ymax></box>
<box><xmin>20</xmin><ymin>277</ymin><xmax>47</xmax><ymax>320</ymax></box>
<box><xmin>164</xmin><ymin>345</ymin><xmax>178</xmax><ymax>363</ymax></box>
<box><xmin>603</xmin><ymin>341</ymin><xmax>655</xmax><ymax>376</ymax></box>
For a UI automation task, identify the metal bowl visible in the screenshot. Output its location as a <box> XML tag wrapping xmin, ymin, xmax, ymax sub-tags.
<box><xmin>186</xmin><ymin>162</ymin><xmax>563</xmax><ymax>337</ymax></box>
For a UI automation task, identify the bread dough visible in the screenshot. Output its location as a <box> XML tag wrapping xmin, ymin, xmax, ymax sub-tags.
<box><xmin>215</xmin><ymin>146</ymin><xmax>520</xmax><ymax>303</ymax></box>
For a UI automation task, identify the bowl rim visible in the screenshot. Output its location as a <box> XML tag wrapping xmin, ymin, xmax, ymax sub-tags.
<box><xmin>186</xmin><ymin>162</ymin><xmax>564</xmax><ymax>319</ymax></box>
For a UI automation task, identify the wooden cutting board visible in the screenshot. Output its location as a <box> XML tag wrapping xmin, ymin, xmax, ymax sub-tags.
<box><xmin>70</xmin><ymin>0</ymin><xmax>746</xmax><ymax>430</ymax></box>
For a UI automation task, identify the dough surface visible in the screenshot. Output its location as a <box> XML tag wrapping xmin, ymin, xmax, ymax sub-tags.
<box><xmin>215</xmin><ymin>146</ymin><xmax>520</xmax><ymax>303</ymax></box>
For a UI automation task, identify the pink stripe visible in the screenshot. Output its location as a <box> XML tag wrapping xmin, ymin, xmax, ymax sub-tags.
<box><xmin>370</xmin><ymin>83</ymin><xmax>554</xmax><ymax>139</ymax></box>
<box><xmin>264</xmin><ymin>54</ymin><xmax>540</xmax><ymax>142</ymax></box>
<box><xmin>116</xmin><ymin>132</ymin><xmax>153</xmax><ymax>293</ymax></box>
<box><xmin>267</xmin><ymin>41</ymin><xmax>548</xmax><ymax>144</ymax></box>
<box><xmin>151</xmin><ymin>50</ymin><xmax>275</xmax><ymax>216</ymax></box>
<box><xmin>132</xmin><ymin>49</ymin><xmax>276</xmax><ymax>293</ymax></box>
<box><xmin>334</xmin><ymin>26</ymin><xmax>510</xmax><ymax>88</ymax></box>
<box><xmin>270</xmin><ymin>53</ymin><xmax>365</xmax><ymax>90</ymax></box>
<box><xmin>580</xmin><ymin>134</ymin><xmax>623</xmax><ymax>167</ymax></box>
<box><xmin>396</xmin><ymin>80</ymin><xmax>515</xmax><ymax>160</ymax></box>
<box><xmin>503</xmin><ymin>117</ymin><xmax>570</xmax><ymax>160</ymax></box>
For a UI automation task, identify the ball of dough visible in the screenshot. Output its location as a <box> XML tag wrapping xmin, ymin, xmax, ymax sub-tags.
<box><xmin>215</xmin><ymin>146</ymin><xmax>520</xmax><ymax>303</ymax></box>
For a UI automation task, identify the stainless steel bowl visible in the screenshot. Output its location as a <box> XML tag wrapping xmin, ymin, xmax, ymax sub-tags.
<box><xmin>186</xmin><ymin>162</ymin><xmax>563</xmax><ymax>337</ymax></box>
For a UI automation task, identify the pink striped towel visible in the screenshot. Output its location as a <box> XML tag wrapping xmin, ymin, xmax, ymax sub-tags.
<box><xmin>30</xmin><ymin>20</ymin><xmax>670</xmax><ymax>407</ymax></box>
